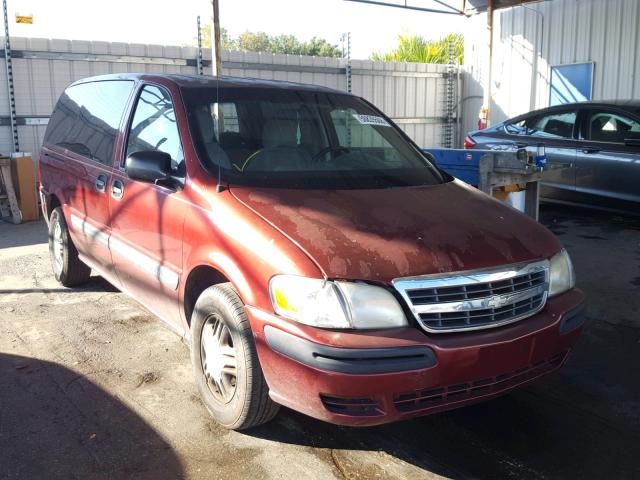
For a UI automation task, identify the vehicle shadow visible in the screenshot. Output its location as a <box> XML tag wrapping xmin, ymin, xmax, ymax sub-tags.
<box><xmin>248</xmin><ymin>381</ymin><xmax>638</xmax><ymax>479</ymax></box>
<box><xmin>0</xmin><ymin>353</ymin><xmax>184</xmax><ymax>479</ymax></box>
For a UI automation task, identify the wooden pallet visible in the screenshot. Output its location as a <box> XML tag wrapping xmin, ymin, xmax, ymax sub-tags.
<box><xmin>0</xmin><ymin>157</ymin><xmax>22</xmax><ymax>224</ymax></box>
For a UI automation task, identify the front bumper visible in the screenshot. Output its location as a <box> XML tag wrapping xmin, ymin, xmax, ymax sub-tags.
<box><xmin>247</xmin><ymin>288</ymin><xmax>585</xmax><ymax>426</ymax></box>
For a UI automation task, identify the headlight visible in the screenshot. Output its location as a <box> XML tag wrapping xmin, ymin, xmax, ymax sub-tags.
<box><xmin>549</xmin><ymin>249</ymin><xmax>575</xmax><ymax>297</ymax></box>
<box><xmin>269</xmin><ymin>275</ymin><xmax>408</xmax><ymax>329</ymax></box>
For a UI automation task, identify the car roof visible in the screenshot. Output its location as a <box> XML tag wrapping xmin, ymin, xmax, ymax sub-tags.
<box><xmin>68</xmin><ymin>73</ymin><xmax>349</xmax><ymax>95</ymax></box>
<box><xmin>506</xmin><ymin>100</ymin><xmax>640</xmax><ymax>122</ymax></box>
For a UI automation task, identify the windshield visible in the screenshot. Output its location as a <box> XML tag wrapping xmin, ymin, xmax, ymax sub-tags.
<box><xmin>181</xmin><ymin>86</ymin><xmax>447</xmax><ymax>189</ymax></box>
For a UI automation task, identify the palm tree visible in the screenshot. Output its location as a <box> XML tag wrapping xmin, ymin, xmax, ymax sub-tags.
<box><xmin>371</xmin><ymin>33</ymin><xmax>463</xmax><ymax>64</ymax></box>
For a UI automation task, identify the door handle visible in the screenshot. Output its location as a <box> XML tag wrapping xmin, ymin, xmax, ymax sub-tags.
<box><xmin>111</xmin><ymin>180</ymin><xmax>124</xmax><ymax>199</ymax></box>
<box><xmin>581</xmin><ymin>148</ymin><xmax>600</xmax><ymax>154</ymax></box>
<box><xmin>95</xmin><ymin>174</ymin><xmax>107</xmax><ymax>193</ymax></box>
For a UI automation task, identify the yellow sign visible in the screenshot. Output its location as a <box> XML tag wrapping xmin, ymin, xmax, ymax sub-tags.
<box><xmin>15</xmin><ymin>14</ymin><xmax>34</xmax><ymax>24</ymax></box>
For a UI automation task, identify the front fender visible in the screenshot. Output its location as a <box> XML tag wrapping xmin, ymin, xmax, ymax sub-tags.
<box><xmin>179</xmin><ymin>187</ymin><xmax>322</xmax><ymax>324</ymax></box>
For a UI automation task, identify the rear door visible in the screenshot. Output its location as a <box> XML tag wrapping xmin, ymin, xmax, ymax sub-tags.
<box><xmin>108</xmin><ymin>83</ymin><xmax>187</xmax><ymax>330</ymax></box>
<box><xmin>575</xmin><ymin>107</ymin><xmax>640</xmax><ymax>204</ymax></box>
<box><xmin>42</xmin><ymin>80</ymin><xmax>134</xmax><ymax>278</ymax></box>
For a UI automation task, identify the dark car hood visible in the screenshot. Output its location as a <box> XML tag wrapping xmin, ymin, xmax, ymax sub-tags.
<box><xmin>231</xmin><ymin>180</ymin><xmax>561</xmax><ymax>282</ymax></box>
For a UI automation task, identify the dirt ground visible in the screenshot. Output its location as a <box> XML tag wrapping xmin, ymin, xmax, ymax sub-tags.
<box><xmin>0</xmin><ymin>204</ymin><xmax>639</xmax><ymax>480</ymax></box>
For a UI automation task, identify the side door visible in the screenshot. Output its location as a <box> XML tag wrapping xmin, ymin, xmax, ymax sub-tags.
<box><xmin>109</xmin><ymin>83</ymin><xmax>187</xmax><ymax>331</ymax></box>
<box><xmin>524</xmin><ymin>109</ymin><xmax>578</xmax><ymax>200</ymax></box>
<box><xmin>42</xmin><ymin>80</ymin><xmax>134</xmax><ymax>280</ymax></box>
<box><xmin>575</xmin><ymin>108</ymin><xmax>640</xmax><ymax>204</ymax></box>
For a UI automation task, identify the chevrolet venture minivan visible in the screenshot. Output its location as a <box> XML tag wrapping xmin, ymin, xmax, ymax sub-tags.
<box><xmin>39</xmin><ymin>74</ymin><xmax>585</xmax><ymax>430</ymax></box>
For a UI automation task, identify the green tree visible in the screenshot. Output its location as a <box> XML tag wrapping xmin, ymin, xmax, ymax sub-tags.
<box><xmin>197</xmin><ymin>25</ymin><xmax>234</xmax><ymax>50</ymax></box>
<box><xmin>371</xmin><ymin>33</ymin><xmax>463</xmax><ymax>64</ymax></box>
<box><xmin>193</xmin><ymin>27</ymin><xmax>341</xmax><ymax>58</ymax></box>
<box><xmin>235</xmin><ymin>31</ymin><xmax>272</xmax><ymax>52</ymax></box>
<box><xmin>299</xmin><ymin>37</ymin><xmax>342</xmax><ymax>57</ymax></box>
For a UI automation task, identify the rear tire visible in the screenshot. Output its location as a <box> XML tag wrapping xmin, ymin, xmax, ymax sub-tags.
<box><xmin>190</xmin><ymin>283</ymin><xmax>279</xmax><ymax>430</ymax></box>
<box><xmin>48</xmin><ymin>207</ymin><xmax>91</xmax><ymax>287</ymax></box>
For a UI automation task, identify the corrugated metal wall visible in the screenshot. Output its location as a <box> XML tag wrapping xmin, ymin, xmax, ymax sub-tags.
<box><xmin>462</xmin><ymin>0</ymin><xmax>640</xmax><ymax>133</ymax></box>
<box><xmin>0</xmin><ymin>37</ymin><xmax>457</xmax><ymax>159</ymax></box>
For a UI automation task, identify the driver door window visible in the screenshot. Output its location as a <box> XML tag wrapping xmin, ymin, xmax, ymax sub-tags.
<box><xmin>126</xmin><ymin>85</ymin><xmax>183</xmax><ymax>172</ymax></box>
<box><xmin>530</xmin><ymin>111</ymin><xmax>577</xmax><ymax>139</ymax></box>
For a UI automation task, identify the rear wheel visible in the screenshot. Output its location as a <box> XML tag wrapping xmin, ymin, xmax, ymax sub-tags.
<box><xmin>48</xmin><ymin>207</ymin><xmax>91</xmax><ymax>287</ymax></box>
<box><xmin>190</xmin><ymin>283</ymin><xmax>279</xmax><ymax>430</ymax></box>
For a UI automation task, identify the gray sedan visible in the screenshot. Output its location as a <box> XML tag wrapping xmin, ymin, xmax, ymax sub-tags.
<box><xmin>465</xmin><ymin>101</ymin><xmax>640</xmax><ymax>214</ymax></box>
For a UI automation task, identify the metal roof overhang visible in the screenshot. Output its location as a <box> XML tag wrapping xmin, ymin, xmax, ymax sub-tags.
<box><xmin>344</xmin><ymin>0</ymin><xmax>545</xmax><ymax>15</ymax></box>
<box><xmin>463</xmin><ymin>0</ymin><xmax>544</xmax><ymax>14</ymax></box>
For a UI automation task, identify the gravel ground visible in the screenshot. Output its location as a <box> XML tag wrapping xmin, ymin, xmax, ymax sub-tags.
<box><xmin>0</xmin><ymin>204</ymin><xmax>638</xmax><ymax>479</ymax></box>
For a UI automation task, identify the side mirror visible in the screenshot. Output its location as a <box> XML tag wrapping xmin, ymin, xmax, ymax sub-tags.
<box><xmin>125</xmin><ymin>151</ymin><xmax>183</xmax><ymax>188</ymax></box>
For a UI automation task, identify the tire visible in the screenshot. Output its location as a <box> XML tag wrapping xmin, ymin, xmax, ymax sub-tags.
<box><xmin>190</xmin><ymin>283</ymin><xmax>279</xmax><ymax>430</ymax></box>
<box><xmin>48</xmin><ymin>207</ymin><xmax>91</xmax><ymax>287</ymax></box>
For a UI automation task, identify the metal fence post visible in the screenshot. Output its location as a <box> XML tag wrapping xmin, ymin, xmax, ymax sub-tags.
<box><xmin>442</xmin><ymin>38</ymin><xmax>457</xmax><ymax>149</ymax></box>
<box><xmin>3</xmin><ymin>0</ymin><xmax>19</xmax><ymax>152</ymax></box>
<box><xmin>196</xmin><ymin>15</ymin><xmax>203</xmax><ymax>75</ymax></box>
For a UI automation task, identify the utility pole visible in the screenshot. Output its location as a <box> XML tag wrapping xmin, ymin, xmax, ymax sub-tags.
<box><xmin>211</xmin><ymin>0</ymin><xmax>222</xmax><ymax>76</ymax></box>
<box><xmin>484</xmin><ymin>0</ymin><xmax>494</xmax><ymax>127</ymax></box>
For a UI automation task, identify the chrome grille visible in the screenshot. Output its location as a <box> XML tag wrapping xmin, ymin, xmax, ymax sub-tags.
<box><xmin>392</xmin><ymin>260</ymin><xmax>549</xmax><ymax>333</ymax></box>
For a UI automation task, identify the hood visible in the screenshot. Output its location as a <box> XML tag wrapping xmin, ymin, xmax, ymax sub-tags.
<box><xmin>230</xmin><ymin>180</ymin><xmax>561</xmax><ymax>282</ymax></box>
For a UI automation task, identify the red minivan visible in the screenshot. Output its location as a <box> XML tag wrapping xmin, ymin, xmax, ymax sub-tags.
<box><xmin>39</xmin><ymin>74</ymin><xmax>585</xmax><ymax>430</ymax></box>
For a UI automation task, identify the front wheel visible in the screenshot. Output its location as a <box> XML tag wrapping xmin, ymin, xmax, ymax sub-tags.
<box><xmin>190</xmin><ymin>284</ymin><xmax>279</xmax><ymax>430</ymax></box>
<box><xmin>48</xmin><ymin>207</ymin><xmax>91</xmax><ymax>287</ymax></box>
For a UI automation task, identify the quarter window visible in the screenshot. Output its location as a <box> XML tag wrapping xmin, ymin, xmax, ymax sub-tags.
<box><xmin>530</xmin><ymin>111</ymin><xmax>576</xmax><ymax>139</ymax></box>
<box><xmin>44</xmin><ymin>80</ymin><xmax>134</xmax><ymax>165</ymax></box>
<box><xmin>504</xmin><ymin>118</ymin><xmax>529</xmax><ymax>135</ymax></box>
<box><xmin>126</xmin><ymin>85</ymin><xmax>183</xmax><ymax>171</ymax></box>
<box><xmin>586</xmin><ymin>110</ymin><xmax>640</xmax><ymax>143</ymax></box>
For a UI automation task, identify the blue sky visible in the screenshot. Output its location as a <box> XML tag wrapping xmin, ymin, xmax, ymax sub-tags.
<box><xmin>9</xmin><ymin>0</ymin><xmax>466</xmax><ymax>59</ymax></box>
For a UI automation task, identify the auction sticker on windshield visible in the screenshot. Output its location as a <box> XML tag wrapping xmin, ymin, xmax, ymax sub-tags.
<box><xmin>352</xmin><ymin>114</ymin><xmax>391</xmax><ymax>127</ymax></box>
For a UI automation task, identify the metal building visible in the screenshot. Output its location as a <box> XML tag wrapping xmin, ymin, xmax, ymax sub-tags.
<box><xmin>463</xmin><ymin>0</ymin><xmax>640</xmax><ymax>134</ymax></box>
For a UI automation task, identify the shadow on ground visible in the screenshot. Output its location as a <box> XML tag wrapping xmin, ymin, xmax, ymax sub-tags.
<box><xmin>0</xmin><ymin>275</ymin><xmax>119</xmax><ymax>295</ymax></box>
<box><xmin>0</xmin><ymin>353</ymin><xmax>184</xmax><ymax>479</ymax></box>
<box><xmin>0</xmin><ymin>219</ymin><xmax>46</xmax><ymax>249</ymax></box>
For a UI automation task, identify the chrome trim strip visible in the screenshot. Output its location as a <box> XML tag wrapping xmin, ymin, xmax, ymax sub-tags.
<box><xmin>70</xmin><ymin>213</ymin><xmax>109</xmax><ymax>248</ymax></box>
<box><xmin>393</xmin><ymin>260</ymin><xmax>549</xmax><ymax>287</ymax></box>
<box><xmin>392</xmin><ymin>260</ymin><xmax>550</xmax><ymax>334</ymax></box>
<box><xmin>70</xmin><ymin>213</ymin><xmax>179</xmax><ymax>291</ymax></box>
<box><xmin>109</xmin><ymin>237</ymin><xmax>179</xmax><ymax>291</ymax></box>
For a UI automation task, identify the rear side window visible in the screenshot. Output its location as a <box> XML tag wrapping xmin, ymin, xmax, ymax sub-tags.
<box><xmin>586</xmin><ymin>110</ymin><xmax>640</xmax><ymax>143</ymax></box>
<box><xmin>44</xmin><ymin>80</ymin><xmax>134</xmax><ymax>165</ymax></box>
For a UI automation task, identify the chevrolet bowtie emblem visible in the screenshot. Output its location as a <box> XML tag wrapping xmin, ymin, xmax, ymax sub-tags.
<box><xmin>486</xmin><ymin>295</ymin><xmax>510</xmax><ymax>308</ymax></box>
